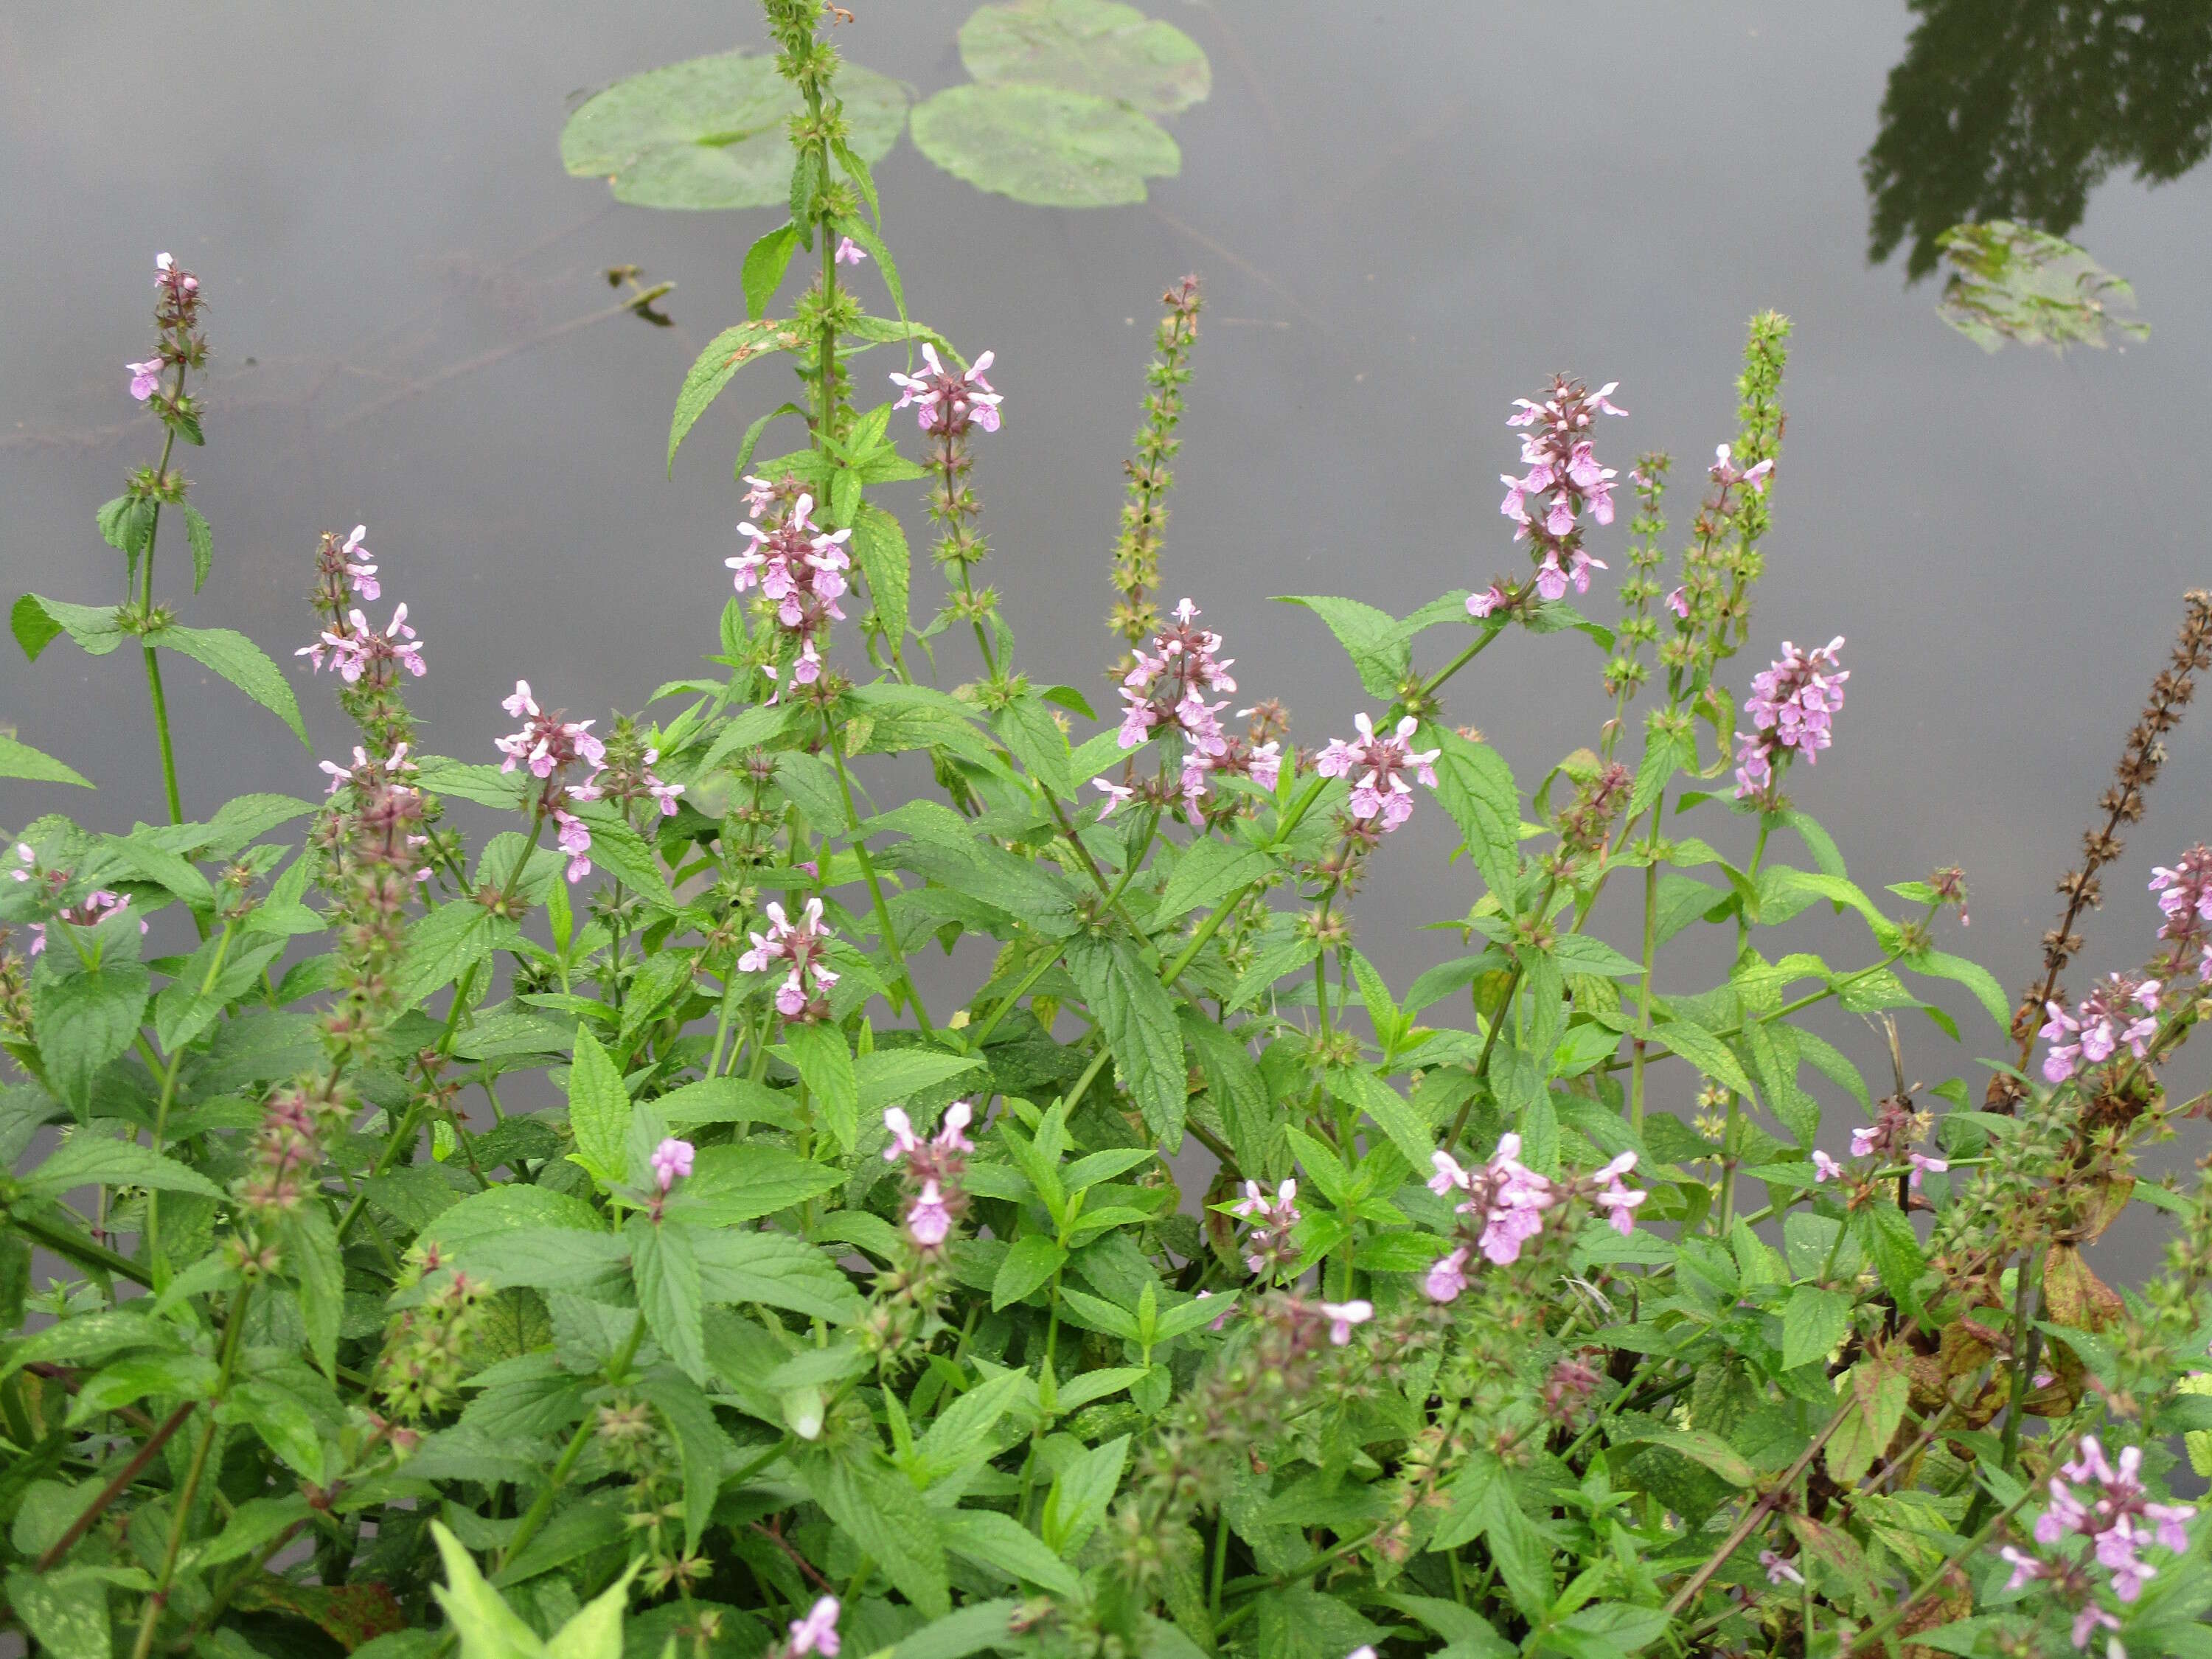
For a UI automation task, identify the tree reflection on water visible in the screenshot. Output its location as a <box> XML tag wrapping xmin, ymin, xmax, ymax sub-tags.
<box><xmin>1863</xmin><ymin>0</ymin><xmax>2212</xmax><ymax>279</ymax></box>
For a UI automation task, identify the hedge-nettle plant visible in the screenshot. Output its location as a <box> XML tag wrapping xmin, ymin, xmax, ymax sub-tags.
<box><xmin>7</xmin><ymin>8</ymin><xmax>2212</xmax><ymax>1659</ymax></box>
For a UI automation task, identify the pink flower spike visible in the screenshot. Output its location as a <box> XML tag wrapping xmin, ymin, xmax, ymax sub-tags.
<box><xmin>1319</xmin><ymin>1300</ymin><xmax>1372</xmax><ymax>1345</ymax></box>
<box><xmin>650</xmin><ymin>1137</ymin><xmax>695</xmax><ymax>1192</ymax></box>
<box><xmin>128</xmin><ymin>358</ymin><xmax>164</xmax><ymax>400</ymax></box>
<box><xmin>835</xmin><ymin>236</ymin><xmax>866</xmax><ymax>265</ymax></box>
<box><xmin>787</xmin><ymin>1596</ymin><xmax>841</xmax><ymax>1658</ymax></box>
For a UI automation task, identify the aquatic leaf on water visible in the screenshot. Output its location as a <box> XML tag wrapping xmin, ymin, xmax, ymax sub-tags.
<box><xmin>560</xmin><ymin>52</ymin><xmax>905</xmax><ymax>211</ymax></box>
<box><xmin>959</xmin><ymin>0</ymin><xmax>1211</xmax><ymax>116</ymax></box>
<box><xmin>911</xmin><ymin>83</ymin><xmax>1180</xmax><ymax>208</ymax></box>
<box><xmin>1934</xmin><ymin>220</ymin><xmax>2147</xmax><ymax>352</ymax></box>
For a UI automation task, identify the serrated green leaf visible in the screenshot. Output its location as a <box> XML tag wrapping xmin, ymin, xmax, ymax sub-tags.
<box><xmin>156</xmin><ymin>624</ymin><xmax>309</xmax><ymax>744</ymax></box>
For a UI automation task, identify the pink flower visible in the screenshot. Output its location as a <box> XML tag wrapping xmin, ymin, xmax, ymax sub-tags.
<box><xmin>739</xmin><ymin>897</ymin><xmax>841</xmax><ymax>1022</ymax></box>
<box><xmin>1593</xmin><ymin>1150</ymin><xmax>1646</xmax><ymax>1235</ymax></box>
<box><xmin>25</xmin><ymin>888</ymin><xmax>143</xmax><ymax>956</ymax></box>
<box><xmin>1315</xmin><ymin>713</ymin><xmax>1441</xmax><ymax>832</ymax></box>
<box><xmin>1319</xmin><ymin>1300</ymin><xmax>1372</xmax><ymax>1345</ymax></box>
<box><xmin>787</xmin><ymin>1596</ymin><xmax>841</xmax><ymax>1658</ymax></box>
<box><xmin>495</xmin><ymin>681</ymin><xmax>605</xmax><ymax>780</ymax></box>
<box><xmin>1907</xmin><ymin>1150</ymin><xmax>1949</xmax><ymax>1191</ymax></box>
<box><xmin>1812</xmin><ymin>1150</ymin><xmax>1843</xmax><ymax>1182</ymax></box>
<box><xmin>1232</xmin><ymin>1178</ymin><xmax>1301</xmax><ymax>1277</ymax></box>
<box><xmin>1093</xmin><ymin>777</ymin><xmax>1135</xmax><ymax>817</ymax></box>
<box><xmin>888</xmin><ymin>343</ymin><xmax>1002</xmax><ymax>434</ymax></box>
<box><xmin>1997</xmin><ymin>1545</ymin><xmax>2047</xmax><ymax>1593</ymax></box>
<box><xmin>1118</xmin><ymin>599</ymin><xmax>1235</xmax><ymax>751</ymax></box>
<box><xmin>1665</xmin><ymin>585</ymin><xmax>1689</xmax><ymax>619</ymax></box>
<box><xmin>1733</xmin><ymin>636</ymin><xmax>1847</xmax><ymax>800</ymax></box>
<box><xmin>905</xmin><ymin>1181</ymin><xmax>953</xmax><ymax>1249</ymax></box>
<box><xmin>1467</xmin><ymin>584</ymin><xmax>1508</xmax><ymax>619</ymax></box>
<box><xmin>340</xmin><ymin>525</ymin><xmax>380</xmax><ymax>600</ymax></box>
<box><xmin>835</xmin><ymin>236</ymin><xmax>866</xmax><ymax>266</ymax></box>
<box><xmin>650</xmin><ymin>1137</ymin><xmax>695</xmax><ymax>1192</ymax></box>
<box><xmin>2043</xmin><ymin>974</ymin><xmax>2163</xmax><ymax>1082</ymax></box>
<box><xmin>882</xmin><ymin>1102</ymin><xmax>973</xmax><ymax>1178</ymax></box>
<box><xmin>305</xmin><ymin>604</ymin><xmax>425</xmax><ymax>684</ymax></box>
<box><xmin>127</xmin><ymin>358</ymin><xmax>164</xmax><ymax>400</ymax></box>
<box><xmin>154</xmin><ymin>252</ymin><xmax>196</xmax><ymax>295</ymax></box>
<box><xmin>2071</xmin><ymin>1604</ymin><xmax>2121</xmax><ymax>1652</ymax></box>
<box><xmin>1759</xmin><ymin>1549</ymin><xmax>1804</xmax><ymax>1587</ymax></box>
<box><xmin>1709</xmin><ymin>442</ymin><xmax>1775</xmax><ymax>493</ymax></box>
<box><xmin>552</xmin><ymin>808</ymin><xmax>593</xmax><ymax>883</ymax></box>
<box><xmin>319</xmin><ymin>742</ymin><xmax>416</xmax><ymax>796</ymax></box>
<box><xmin>1424</xmin><ymin>1246</ymin><xmax>1470</xmax><ymax>1304</ymax></box>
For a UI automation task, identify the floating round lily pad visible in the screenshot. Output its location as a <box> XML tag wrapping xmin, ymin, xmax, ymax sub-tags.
<box><xmin>910</xmin><ymin>83</ymin><xmax>1180</xmax><ymax>208</ymax></box>
<box><xmin>560</xmin><ymin>51</ymin><xmax>907</xmax><ymax>211</ymax></box>
<box><xmin>959</xmin><ymin>0</ymin><xmax>1211</xmax><ymax>116</ymax></box>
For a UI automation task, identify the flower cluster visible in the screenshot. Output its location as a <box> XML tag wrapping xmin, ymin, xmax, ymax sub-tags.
<box><xmin>11</xmin><ymin>844</ymin><xmax>144</xmax><ymax>957</ymax></box>
<box><xmin>589</xmin><ymin>723</ymin><xmax>685</xmax><ymax>820</ymax></box>
<box><xmin>372</xmin><ymin>1245</ymin><xmax>490</xmax><ymax>1422</ymax></box>
<box><xmin>1117</xmin><ymin>597</ymin><xmax>1235</xmax><ymax>754</ymax></box>
<box><xmin>1422</xmin><ymin>1137</ymin><xmax>1643</xmax><ymax>1301</ymax></box>
<box><xmin>1813</xmin><ymin>1096</ymin><xmax>1950</xmax><ymax>1190</ymax></box>
<box><xmin>2150</xmin><ymin>844</ymin><xmax>2212</xmax><ymax>980</ymax></box>
<box><xmin>728</xmin><ymin>490</ymin><xmax>852</xmax><ymax>700</ymax></box>
<box><xmin>1732</xmin><ymin>635</ymin><xmax>1848</xmax><ymax>799</ymax></box>
<box><xmin>1998</xmin><ymin>1436</ymin><xmax>2194</xmax><ymax>1650</ymax></box>
<box><xmin>1315</xmin><ymin>714</ymin><xmax>1441</xmax><ymax>832</ymax></box>
<box><xmin>2040</xmin><ymin>973</ymin><xmax>2163</xmax><ymax>1084</ymax></box>
<box><xmin>1490</xmin><ymin>375</ymin><xmax>1625</xmax><ymax>605</ymax></box>
<box><xmin>495</xmin><ymin>681</ymin><xmax>608</xmax><ymax>883</ymax></box>
<box><xmin>649</xmin><ymin>1136</ymin><xmax>694</xmax><ymax>1194</ymax></box>
<box><xmin>300</xmin><ymin>604</ymin><xmax>427</xmax><ymax>686</ymax></box>
<box><xmin>318</xmin><ymin>742</ymin><xmax>417</xmax><ymax>798</ymax></box>
<box><xmin>1230</xmin><ymin>1178</ymin><xmax>1302</xmax><ymax>1279</ymax></box>
<box><xmin>883</xmin><ymin>1101</ymin><xmax>973</xmax><ymax>1251</ymax></box>
<box><xmin>737</xmin><ymin>897</ymin><xmax>840</xmax><ymax>1022</ymax></box>
<box><xmin>1708</xmin><ymin>441</ymin><xmax>1775</xmax><ymax>494</ymax></box>
<box><xmin>889</xmin><ymin>343</ymin><xmax>1001</xmax><ymax>434</ymax></box>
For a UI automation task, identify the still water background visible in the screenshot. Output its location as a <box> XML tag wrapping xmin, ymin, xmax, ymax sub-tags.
<box><xmin>4</xmin><ymin>4</ymin><xmax>2211</xmax><ymax>1265</ymax></box>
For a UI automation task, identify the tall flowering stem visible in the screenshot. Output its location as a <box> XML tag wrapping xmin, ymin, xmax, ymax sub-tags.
<box><xmin>1108</xmin><ymin>275</ymin><xmax>1202</xmax><ymax>677</ymax></box>
<box><xmin>892</xmin><ymin>344</ymin><xmax>1005</xmax><ymax>682</ymax></box>
<box><xmin>1998</xmin><ymin>589</ymin><xmax>2212</xmax><ymax>1103</ymax></box>
<box><xmin>125</xmin><ymin>254</ymin><xmax>210</xmax><ymax>823</ymax></box>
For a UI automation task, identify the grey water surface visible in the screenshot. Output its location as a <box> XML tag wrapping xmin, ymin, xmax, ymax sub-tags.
<box><xmin>4</xmin><ymin>3</ymin><xmax>2211</xmax><ymax>1269</ymax></box>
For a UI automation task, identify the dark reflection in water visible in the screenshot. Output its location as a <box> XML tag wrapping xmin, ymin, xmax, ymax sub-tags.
<box><xmin>1864</xmin><ymin>0</ymin><xmax>2212</xmax><ymax>276</ymax></box>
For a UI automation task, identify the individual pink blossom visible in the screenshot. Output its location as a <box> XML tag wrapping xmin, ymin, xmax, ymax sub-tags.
<box><xmin>1319</xmin><ymin>1300</ymin><xmax>1372</xmax><ymax>1345</ymax></box>
<box><xmin>2072</xmin><ymin>1604</ymin><xmax>2121</xmax><ymax>1652</ymax></box>
<box><xmin>1850</xmin><ymin>1124</ymin><xmax>1879</xmax><ymax>1158</ymax></box>
<box><xmin>742</xmin><ymin>474</ymin><xmax>787</xmax><ymax>518</ymax></box>
<box><xmin>1732</xmin><ymin>636</ymin><xmax>1847</xmax><ymax>799</ymax></box>
<box><xmin>1759</xmin><ymin>1549</ymin><xmax>1804</xmax><ymax>1587</ymax></box>
<box><xmin>786</xmin><ymin>1595</ymin><xmax>841</xmax><ymax>1658</ymax></box>
<box><xmin>1664</xmin><ymin>585</ymin><xmax>1689</xmax><ymax>619</ymax></box>
<box><xmin>1424</xmin><ymin>1245</ymin><xmax>1470</xmax><ymax>1304</ymax></box>
<box><xmin>1093</xmin><ymin>777</ymin><xmax>1135</xmax><ymax>817</ymax></box>
<box><xmin>905</xmin><ymin>1181</ymin><xmax>954</xmax><ymax>1249</ymax></box>
<box><xmin>1998</xmin><ymin>1544</ymin><xmax>2048</xmax><ymax>1593</ymax></box>
<box><xmin>1812</xmin><ymin>1150</ymin><xmax>1844</xmax><ymax>1183</ymax></box>
<box><xmin>303</xmin><ymin>605</ymin><xmax>425</xmax><ymax>684</ymax></box>
<box><xmin>552</xmin><ymin>807</ymin><xmax>594</xmax><ymax>883</ymax></box>
<box><xmin>738</xmin><ymin>897</ymin><xmax>841</xmax><ymax>1021</ymax></box>
<box><xmin>835</xmin><ymin>236</ymin><xmax>866</xmax><ymax>265</ymax></box>
<box><xmin>888</xmin><ymin>343</ymin><xmax>1001</xmax><ymax>434</ymax></box>
<box><xmin>1708</xmin><ymin>442</ymin><xmax>1775</xmax><ymax>493</ymax></box>
<box><xmin>128</xmin><ymin>357</ymin><xmax>164</xmax><ymax>400</ymax></box>
<box><xmin>650</xmin><ymin>1137</ymin><xmax>695</xmax><ymax>1192</ymax></box>
<box><xmin>1467</xmin><ymin>584</ymin><xmax>1507</xmax><ymax>619</ymax></box>
<box><xmin>339</xmin><ymin>525</ymin><xmax>380</xmax><ymax>600</ymax></box>
<box><xmin>1315</xmin><ymin>714</ymin><xmax>1441</xmax><ymax>832</ymax></box>
<box><xmin>1907</xmin><ymin>1150</ymin><xmax>1949</xmax><ymax>1191</ymax></box>
<box><xmin>1593</xmin><ymin>1150</ymin><xmax>1646</xmax><ymax>1235</ymax></box>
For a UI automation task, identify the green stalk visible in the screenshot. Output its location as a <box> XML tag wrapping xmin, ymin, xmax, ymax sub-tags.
<box><xmin>128</xmin><ymin>1283</ymin><xmax>254</xmax><ymax>1659</ymax></box>
<box><xmin>824</xmin><ymin>717</ymin><xmax>931</xmax><ymax>1032</ymax></box>
<box><xmin>145</xmin><ymin>917</ymin><xmax>239</xmax><ymax>1271</ymax></box>
<box><xmin>139</xmin><ymin>361</ymin><xmax>187</xmax><ymax>825</ymax></box>
<box><xmin>497</xmin><ymin>1311</ymin><xmax>648</xmax><ymax>1573</ymax></box>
